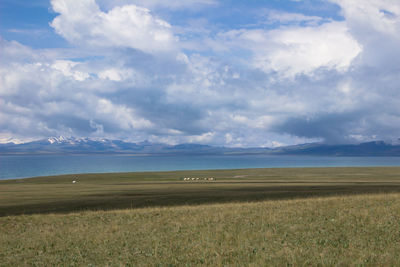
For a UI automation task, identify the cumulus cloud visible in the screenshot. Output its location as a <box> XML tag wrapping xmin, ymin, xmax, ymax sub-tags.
<box><xmin>52</xmin><ymin>60</ymin><xmax>89</xmax><ymax>81</ymax></box>
<box><xmin>50</xmin><ymin>0</ymin><xmax>177</xmax><ymax>54</ymax></box>
<box><xmin>0</xmin><ymin>38</ymin><xmax>157</xmax><ymax>141</ymax></box>
<box><xmin>330</xmin><ymin>0</ymin><xmax>400</xmax><ymax>67</ymax></box>
<box><xmin>217</xmin><ymin>21</ymin><xmax>362</xmax><ymax>78</ymax></box>
<box><xmin>268</xmin><ymin>0</ymin><xmax>400</xmax><ymax>142</ymax></box>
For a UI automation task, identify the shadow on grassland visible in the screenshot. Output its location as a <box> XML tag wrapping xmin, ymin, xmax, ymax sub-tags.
<box><xmin>2</xmin><ymin>183</ymin><xmax>400</xmax><ymax>217</ymax></box>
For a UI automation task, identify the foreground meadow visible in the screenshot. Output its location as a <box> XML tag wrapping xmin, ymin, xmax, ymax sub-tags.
<box><xmin>2</xmin><ymin>167</ymin><xmax>400</xmax><ymax>265</ymax></box>
<box><xmin>1</xmin><ymin>193</ymin><xmax>400</xmax><ymax>266</ymax></box>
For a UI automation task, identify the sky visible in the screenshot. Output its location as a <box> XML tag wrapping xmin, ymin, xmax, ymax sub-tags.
<box><xmin>0</xmin><ymin>0</ymin><xmax>400</xmax><ymax>147</ymax></box>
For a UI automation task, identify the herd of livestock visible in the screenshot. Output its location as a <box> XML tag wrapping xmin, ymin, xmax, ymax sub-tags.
<box><xmin>183</xmin><ymin>177</ymin><xmax>215</xmax><ymax>181</ymax></box>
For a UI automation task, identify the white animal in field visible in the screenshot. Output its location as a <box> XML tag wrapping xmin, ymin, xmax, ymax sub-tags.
<box><xmin>72</xmin><ymin>180</ymin><xmax>76</xmax><ymax>184</ymax></box>
<box><xmin>209</xmin><ymin>177</ymin><xmax>214</xmax><ymax>181</ymax></box>
<box><xmin>191</xmin><ymin>178</ymin><xmax>195</xmax><ymax>181</ymax></box>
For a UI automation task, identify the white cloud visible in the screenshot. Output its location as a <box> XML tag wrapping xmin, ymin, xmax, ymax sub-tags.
<box><xmin>50</xmin><ymin>0</ymin><xmax>177</xmax><ymax>54</ymax></box>
<box><xmin>0</xmin><ymin>38</ymin><xmax>158</xmax><ymax>141</ymax></box>
<box><xmin>329</xmin><ymin>0</ymin><xmax>400</xmax><ymax>68</ymax></box>
<box><xmin>98</xmin><ymin>0</ymin><xmax>217</xmax><ymax>10</ymax></box>
<box><xmin>331</xmin><ymin>0</ymin><xmax>400</xmax><ymax>35</ymax></box>
<box><xmin>186</xmin><ymin>132</ymin><xmax>215</xmax><ymax>143</ymax></box>
<box><xmin>220</xmin><ymin>21</ymin><xmax>362</xmax><ymax>77</ymax></box>
<box><xmin>264</xmin><ymin>10</ymin><xmax>325</xmax><ymax>25</ymax></box>
<box><xmin>52</xmin><ymin>60</ymin><xmax>89</xmax><ymax>81</ymax></box>
<box><xmin>98</xmin><ymin>68</ymin><xmax>133</xmax><ymax>81</ymax></box>
<box><xmin>95</xmin><ymin>98</ymin><xmax>154</xmax><ymax>130</ymax></box>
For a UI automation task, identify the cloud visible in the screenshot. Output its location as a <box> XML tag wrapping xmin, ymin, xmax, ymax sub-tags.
<box><xmin>97</xmin><ymin>0</ymin><xmax>218</xmax><ymax>10</ymax></box>
<box><xmin>217</xmin><ymin>20</ymin><xmax>362</xmax><ymax>78</ymax></box>
<box><xmin>264</xmin><ymin>10</ymin><xmax>325</xmax><ymax>26</ymax></box>
<box><xmin>329</xmin><ymin>0</ymin><xmax>400</xmax><ymax>67</ymax></box>
<box><xmin>50</xmin><ymin>0</ymin><xmax>177</xmax><ymax>54</ymax></box>
<box><xmin>0</xmin><ymin>38</ymin><xmax>157</xmax><ymax>140</ymax></box>
<box><xmin>2</xmin><ymin>0</ymin><xmax>400</xmax><ymax>147</ymax></box>
<box><xmin>52</xmin><ymin>60</ymin><xmax>89</xmax><ymax>81</ymax></box>
<box><xmin>331</xmin><ymin>0</ymin><xmax>400</xmax><ymax>34</ymax></box>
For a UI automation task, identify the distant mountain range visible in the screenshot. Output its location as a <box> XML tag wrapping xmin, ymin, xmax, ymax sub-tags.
<box><xmin>1</xmin><ymin>136</ymin><xmax>400</xmax><ymax>156</ymax></box>
<box><xmin>0</xmin><ymin>137</ymin><xmax>224</xmax><ymax>155</ymax></box>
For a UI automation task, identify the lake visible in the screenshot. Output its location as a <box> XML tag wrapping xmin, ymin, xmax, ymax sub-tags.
<box><xmin>2</xmin><ymin>154</ymin><xmax>400</xmax><ymax>180</ymax></box>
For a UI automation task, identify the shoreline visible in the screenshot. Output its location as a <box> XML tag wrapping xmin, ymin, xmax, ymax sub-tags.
<box><xmin>2</xmin><ymin>165</ymin><xmax>400</xmax><ymax>182</ymax></box>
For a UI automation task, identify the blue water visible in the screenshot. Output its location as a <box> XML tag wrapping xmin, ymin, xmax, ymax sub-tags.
<box><xmin>1</xmin><ymin>154</ymin><xmax>400</xmax><ymax>180</ymax></box>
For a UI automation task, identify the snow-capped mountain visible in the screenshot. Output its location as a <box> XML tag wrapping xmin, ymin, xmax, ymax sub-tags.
<box><xmin>0</xmin><ymin>136</ymin><xmax>220</xmax><ymax>154</ymax></box>
<box><xmin>1</xmin><ymin>137</ymin><xmax>400</xmax><ymax>156</ymax></box>
<box><xmin>47</xmin><ymin>136</ymin><xmax>73</xmax><ymax>144</ymax></box>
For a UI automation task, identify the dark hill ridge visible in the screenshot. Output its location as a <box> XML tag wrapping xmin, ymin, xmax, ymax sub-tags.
<box><xmin>1</xmin><ymin>137</ymin><xmax>400</xmax><ymax>156</ymax></box>
<box><xmin>276</xmin><ymin>141</ymin><xmax>400</xmax><ymax>156</ymax></box>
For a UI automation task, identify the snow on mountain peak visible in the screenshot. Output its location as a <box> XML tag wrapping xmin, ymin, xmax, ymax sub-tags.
<box><xmin>46</xmin><ymin>136</ymin><xmax>115</xmax><ymax>145</ymax></box>
<box><xmin>47</xmin><ymin>136</ymin><xmax>73</xmax><ymax>144</ymax></box>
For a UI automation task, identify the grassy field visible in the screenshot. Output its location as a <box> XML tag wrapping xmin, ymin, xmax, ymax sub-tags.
<box><xmin>1</xmin><ymin>167</ymin><xmax>400</xmax><ymax>265</ymax></box>
<box><xmin>1</xmin><ymin>193</ymin><xmax>400</xmax><ymax>265</ymax></box>
<box><xmin>2</xmin><ymin>167</ymin><xmax>400</xmax><ymax>217</ymax></box>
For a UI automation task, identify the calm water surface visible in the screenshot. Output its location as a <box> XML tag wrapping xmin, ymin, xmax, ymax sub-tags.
<box><xmin>2</xmin><ymin>154</ymin><xmax>400</xmax><ymax>180</ymax></box>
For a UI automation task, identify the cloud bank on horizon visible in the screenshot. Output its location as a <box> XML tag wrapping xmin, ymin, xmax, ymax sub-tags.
<box><xmin>1</xmin><ymin>0</ymin><xmax>400</xmax><ymax>147</ymax></box>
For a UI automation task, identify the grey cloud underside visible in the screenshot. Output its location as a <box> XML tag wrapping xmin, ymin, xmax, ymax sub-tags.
<box><xmin>109</xmin><ymin>90</ymin><xmax>206</xmax><ymax>135</ymax></box>
<box><xmin>272</xmin><ymin>112</ymin><xmax>365</xmax><ymax>143</ymax></box>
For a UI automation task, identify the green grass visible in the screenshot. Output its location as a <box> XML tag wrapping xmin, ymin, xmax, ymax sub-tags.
<box><xmin>1</xmin><ymin>193</ymin><xmax>400</xmax><ymax>266</ymax></box>
<box><xmin>2</xmin><ymin>167</ymin><xmax>400</xmax><ymax>216</ymax></box>
<box><xmin>2</xmin><ymin>167</ymin><xmax>400</xmax><ymax>265</ymax></box>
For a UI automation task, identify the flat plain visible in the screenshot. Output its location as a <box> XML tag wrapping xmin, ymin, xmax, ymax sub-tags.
<box><xmin>1</xmin><ymin>167</ymin><xmax>400</xmax><ymax>265</ymax></box>
<box><xmin>2</xmin><ymin>167</ymin><xmax>400</xmax><ymax>217</ymax></box>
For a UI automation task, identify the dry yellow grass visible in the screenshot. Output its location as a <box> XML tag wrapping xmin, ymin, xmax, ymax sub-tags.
<box><xmin>2</xmin><ymin>193</ymin><xmax>400</xmax><ymax>266</ymax></box>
